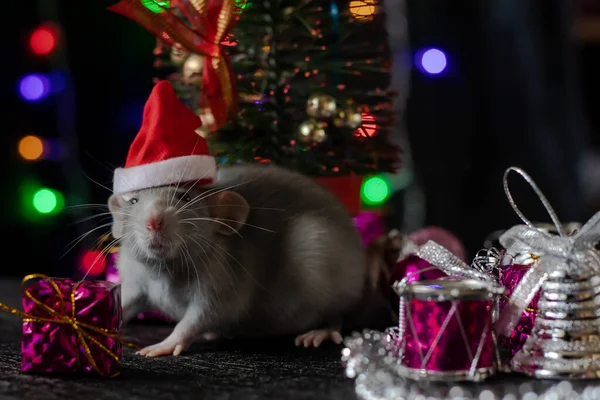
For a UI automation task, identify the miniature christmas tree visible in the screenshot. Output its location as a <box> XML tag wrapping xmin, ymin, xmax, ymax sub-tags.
<box><xmin>111</xmin><ymin>0</ymin><xmax>401</xmax><ymax>178</ymax></box>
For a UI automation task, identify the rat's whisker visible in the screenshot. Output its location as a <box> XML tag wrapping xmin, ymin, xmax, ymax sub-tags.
<box><xmin>170</xmin><ymin>140</ymin><xmax>201</xmax><ymax>209</ymax></box>
<box><xmin>64</xmin><ymin>204</ymin><xmax>110</xmax><ymax>210</ymax></box>
<box><xmin>70</xmin><ymin>211</ymin><xmax>130</xmax><ymax>226</ymax></box>
<box><xmin>83</xmin><ymin>172</ymin><xmax>114</xmax><ymax>194</ymax></box>
<box><xmin>179</xmin><ymin>220</ymin><xmax>198</xmax><ymax>229</ymax></box>
<box><xmin>182</xmin><ymin>217</ymin><xmax>274</xmax><ymax>233</ymax></box>
<box><xmin>84</xmin><ymin>150</ymin><xmax>136</xmax><ymax>193</ymax></box>
<box><xmin>190</xmin><ymin>232</ymin><xmax>265</xmax><ymax>291</ymax></box>
<box><xmin>180</xmin><ymin>217</ymin><xmax>244</xmax><ymax>238</ymax></box>
<box><xmin>175</xmin><ymin>245</ymin><xmax>190</xmax><ymax>285</ymax></box>
<box><xmin>176</xmin><ymin>180</ymin><xmax>258</xmax><ymax>214</ymax></box>
<box><xmin>60</xmin><ymin>222</ymin><xmax>114</xmax><ymax>259</ymax></box>
<box><xmin>172</xmin><ymin>142</ymin><xmax>247</xmax><ymax>211</ymax></box>
<box><xmin>164</xmin><ymin>246</ymin><xmax>174</xmax><ymax>278</ymax></box>
<box><xmin>79</xmin><ymin>233</ymin><xmax>130</xmax><ymax>281</ymax></box>
<box><xmin>179</xmin><ymin>234</ymin><xmax>217</xmax><ymax>304</ymax></box>
<box><xmin>183</xmin><ymin>233</ymin><xmax>230</xmax><ymax>308</ymax></box>
<box><xmin>175</xmin><ymin>186</ymin><xmax>221</xmax><ymax>213</ymax></box>
<box><xmin>70</xmin><ymin>214</ymin><xmax>112</xmax><ymax>227</ymax></box>
<box><xmin>187</xmin><ymin>204</ymin><xmax>284</xmax><ymax>212</ymax></box>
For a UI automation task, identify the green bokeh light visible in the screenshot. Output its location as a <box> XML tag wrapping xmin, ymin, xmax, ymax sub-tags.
<box><xmin>361</xmin><ymin>176</ymin><xmax>390</xmax><ymax>205</ymax></box>
<box><xmin>33</xmin><ymin>188</ymin><xmax>62</xmax><ymax>214</ymax></box>
<box><xmin>141</xmin><ymin>0</ymin><xmax>169</xmax><ymax>14</ymax></box>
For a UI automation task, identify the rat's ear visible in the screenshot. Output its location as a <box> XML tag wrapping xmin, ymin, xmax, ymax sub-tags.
<box><xmin>212</xmin><ymin>191</ymin><xmax>250</xmax><ymax>236</ymax></box>
<box><xmin>108</xmin><ymin>194</ymin><xmax>126</xmax><ymax>239</ymax></box>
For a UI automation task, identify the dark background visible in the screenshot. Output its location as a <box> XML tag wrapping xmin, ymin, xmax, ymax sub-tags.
<box><xmin>2</xmin><ymin>0</ymin><xmax>599</xmax><ymax>278</ymax></box>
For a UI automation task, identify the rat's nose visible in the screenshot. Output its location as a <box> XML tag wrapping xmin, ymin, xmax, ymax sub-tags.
<box><xmin>146</xmin><ymin>216</ymin><xmax>163</xmax><ymax>231</ymax></box>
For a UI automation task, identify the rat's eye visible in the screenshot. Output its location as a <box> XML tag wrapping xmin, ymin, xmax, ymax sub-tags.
<box><xmin>177</xmin><ymin>193</ymin><xmax>192</xmax><ymax>202</ymax></box>
<box><xmin>128</xmin><ymin>198</ymin><xmax>138</xmax><ymax>205</ymax></box>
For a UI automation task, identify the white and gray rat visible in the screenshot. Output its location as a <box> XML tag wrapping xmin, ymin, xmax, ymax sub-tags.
<box><xmin>108</xmin><ymin>163</ymin><xmax>373</xmax><ymax>357</ymax></box>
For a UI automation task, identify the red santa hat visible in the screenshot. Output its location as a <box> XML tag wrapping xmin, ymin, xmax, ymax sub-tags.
<box><xmin>112</xmin><ymin>80</ymin><xmax>216</xmax><ymax>194</ymax></box>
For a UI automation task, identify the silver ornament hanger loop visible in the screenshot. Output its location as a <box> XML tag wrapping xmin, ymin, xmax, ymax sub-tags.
<box><xmin>503</xmin><ymin>166</ymin><xmax>566</xmax><ymax>238</ymax></box>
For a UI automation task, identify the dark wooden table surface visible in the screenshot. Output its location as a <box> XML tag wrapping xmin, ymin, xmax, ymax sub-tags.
<box><xmin>0</xmin><ymin>278</ymin><xmax>357</xmax><ymax>400</ymax></box>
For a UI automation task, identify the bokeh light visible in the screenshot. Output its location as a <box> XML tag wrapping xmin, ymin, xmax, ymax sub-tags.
<box><xmin>18</xmin><ymin>135</ymin><xmax>45</xmax><ymax>161</ymax></box>
<box><xmin>29</xmin><ymin>25</ymin><xmax>57</xmax><ymax>55</ymax></box>
<box><xmin>419</xmin><ymin>48</ymin><xmax>447</xmax><ymax>75</ymax></box>
<box><xmin>80</xmin><ymin>250</ymin><xmax>108</xmax><ymax>276</ymax></box>
<box><xmin>32</xmin><ymin>188</ymin><xmax>63</xmax><ymax>214</ymax></box>
<box><xmin>361</xmin><ymin>176</ymin><xmax>390</xmax><ymax>205</ymax></box>
<box><xmin>18</xmin><ymin>74</ymin><xmax>51</xmax><ymax>101</ymax></box>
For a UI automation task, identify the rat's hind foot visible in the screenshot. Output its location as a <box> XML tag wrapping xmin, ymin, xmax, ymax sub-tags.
<box><xmin>294</xmin><ymin>329</ymin><xmax>343</xmax><ymax>348</ymax></box>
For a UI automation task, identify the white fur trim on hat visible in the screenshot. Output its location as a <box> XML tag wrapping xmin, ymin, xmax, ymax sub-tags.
<box><xmin>112</xmin><ymin>155</ymin><xmax>216</xmax><ymax>194</ymax></box>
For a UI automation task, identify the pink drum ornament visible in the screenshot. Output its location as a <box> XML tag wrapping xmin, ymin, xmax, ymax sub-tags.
<box><xmin>392</xmin><ymin>279</ymin><xmax>505</xmax><ymax>382</ymax></box>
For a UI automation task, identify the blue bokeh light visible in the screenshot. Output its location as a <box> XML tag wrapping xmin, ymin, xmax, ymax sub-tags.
<box><xmin>19</xmin><ymin>74</ymin><xmax>51</xmax><ymax>101</ymax></box>
<box><xmin>419</xmin><ymin>48</ymin><xmax>447</xmax><ymax>75</ymax></box>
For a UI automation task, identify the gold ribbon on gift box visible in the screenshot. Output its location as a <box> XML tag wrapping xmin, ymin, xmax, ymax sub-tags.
<box><xmin>0</xmin><ymin>274</ymin><xmax>139</xmax><ymax>378</ymax></box>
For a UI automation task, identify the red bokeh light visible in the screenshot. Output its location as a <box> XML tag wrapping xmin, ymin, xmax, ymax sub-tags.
<box><xmin>30</xmin><ymin>26</ymin><xmax>57</xmax><ymax>55</ymax></box>
<box><xmin>354</xmin><ymin>113</ymin><xmax>378</xmax><ymax>138</ymax></box>
<box><xmin>80</xmin><ymin>250</ymin><xmax>107</xmax><ymax>276</ymax></box>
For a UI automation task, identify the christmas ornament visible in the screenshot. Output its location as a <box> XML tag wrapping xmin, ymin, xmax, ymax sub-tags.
<box><xmin>333</xmin><ymin>107</ymin><xmax>362</xmax><ymax>129</ymax></box>
<box><xmin>113</xmin><ymin>80</ymin><xmax>216</xmax><ymax>194</ymax></box>
<box><xmin>298</xmin><ymin>119</ymin><xmax>327</xmax><ymax>144</ymax></box>
<box><xmin>489</xmin><ymin>223</ymin><xmax>584</xmax><ymax>362</ymax></box>
<box><xmin>182</xmin><ymin>54</ymin><xmax>204</xmax><ymax>85</ymax></box>
<box><xmin>389</xmin><ymin>242</ymin><xmax>504</xmax><ymax>382</ymax></box>
<box><xmin>110</xmin><ymin>0</ymin><xmax>239</xmax><ymax>130</ymax></box>
<box><xmin>306</xmin><ymin>94</ymin><xmax>337</xmax><ymax>119</ymax></box>
<box><xmin>392</xmin><ymin>279</ymin><xmax>503</xmax><ymax>382</ymax></box>
<box><xmin>495</xmin><ymin>167</ymin><xmax>600</xmax><ymax>379</ymax></box>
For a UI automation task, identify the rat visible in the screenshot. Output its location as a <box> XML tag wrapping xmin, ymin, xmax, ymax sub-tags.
<box><xmin>108</xmin><ymin>163</ymin><xmax>373</xmax><ymax>357</ymax></box>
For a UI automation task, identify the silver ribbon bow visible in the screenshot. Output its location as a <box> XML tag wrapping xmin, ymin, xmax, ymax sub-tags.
<box><xmin>494</xmin><ymin>167</ymin><xmax>600</xmax><ymax>337</ymax></box>
<box><xmin>415</xmin><ymin>241</ymin><xmax>495</xmax><ymax>282</ymax></box>
<box><xmin>392</xmin><ymin>240</ymin><xmax>497</xmax><ymax>297</ymax></box>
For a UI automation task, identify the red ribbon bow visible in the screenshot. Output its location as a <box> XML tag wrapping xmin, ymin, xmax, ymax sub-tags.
<box><xmin>109</xmin><ymin>0</ymin><xmax>239</xmax><ymax>130</ymax></box>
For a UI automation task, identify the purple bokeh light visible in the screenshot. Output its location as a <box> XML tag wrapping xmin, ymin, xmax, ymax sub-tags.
<box><xmin>419</xmin><ymin>48</ymin><xmax>447</xmax><ymax>75</ymax></box>
<box><xmin>19</xmin><ymin>74</ymin><xmax>51</xmax><ymax>101</ymax></box>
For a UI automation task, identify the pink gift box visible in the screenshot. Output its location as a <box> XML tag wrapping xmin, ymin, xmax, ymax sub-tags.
<box><xmin>21</xmin><ymin>278</ymin><xmax>123</xmax><ymax>376</ymax></box>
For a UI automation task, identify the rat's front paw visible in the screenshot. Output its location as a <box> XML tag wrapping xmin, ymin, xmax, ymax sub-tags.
<box><xmin>137</xmin><ymin>337</ymin><xmax>191</xmax><ymax>357</ymax></box>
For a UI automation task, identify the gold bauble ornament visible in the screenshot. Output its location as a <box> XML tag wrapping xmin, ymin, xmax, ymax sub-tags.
<box><xmin>345</xmin><ymin>107</ymin><xmax>362</xmax><ymax>129</ymax></box>
<box><xmin>182</xmin><ymin>54</ymin><xmax>205</xmax><ymax>85</ymax></box>
<box><xmin>306</xmin><ymin>94</ymin><xmax>337</xmax><ymax>119</ymax></box>
<box><xmin>170</xmin><ymin>44</ymin><xmax>188</xmax><ymax>65</ymax></box>
<box><xmin>332</xmin><ymin>109</ymin><xmax>348</xmax><ymax>128</ymax></box>
<box><xmin>298</xmin><ymin>120</ymin><xmax>328</xmax><ymax>144</ymax></box>
<box><xmin>332</xmin><ymin>107</ymin><xmax>362</xmax><ymax>129</ymax></box>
